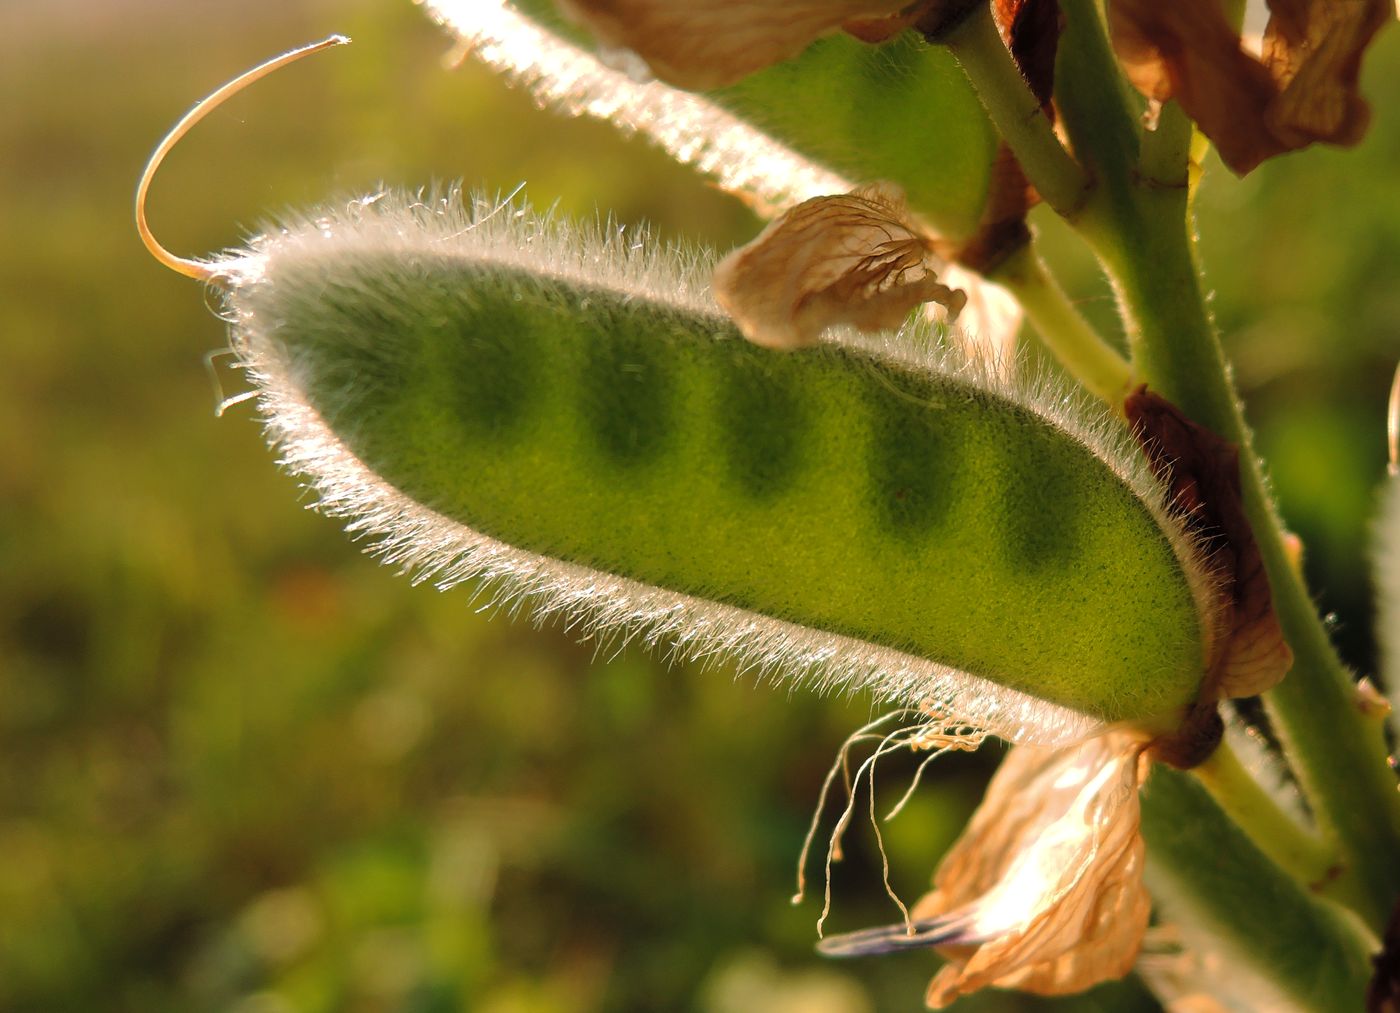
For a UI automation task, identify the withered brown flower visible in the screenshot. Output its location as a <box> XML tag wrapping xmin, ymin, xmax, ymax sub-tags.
<box><xmin>820</xmin><ymin>730</ymin><xmax>1152</xmax><ymax>1007</ymax></box>
<box><xmin>713</xmin><ymin>183</ymin><xmax>967</xmax><ymax>349</ymax></box>
<box><xmin>1108</xmin><ymin>0</ymin><xmax>1393</xmax><ymax>174</ymax></box>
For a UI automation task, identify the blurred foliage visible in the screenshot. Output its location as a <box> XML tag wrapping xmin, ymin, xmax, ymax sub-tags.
<box><xmin>0</xmin><ymin>1</ymin><xmax>1395</xmax><ymax>1010</ymax></box>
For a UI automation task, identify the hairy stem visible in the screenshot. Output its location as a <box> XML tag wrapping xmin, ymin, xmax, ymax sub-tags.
<box><xmin>1050</xmin><ymin>0</ymin><xmax>1400</xmax><ymax>932</ymax></box>
<box><xmin>993</xmin><ymin>243</ymin><xmax>1133</xmax><ymax>405</ymax></box>
<box><xmin>1103</xmin><ymin>168</ymin><xmax>1400</xmax><ymax>934</ymax></box>
<box><xmin>1191</xmin><ymin>738</ymin><xmax>1336</xmax><ymax>892</ymax></box>
<box><xmin>942</xmin><ymin>3</ymin><xmax>1091</xmax><ymax>217</ymax></box>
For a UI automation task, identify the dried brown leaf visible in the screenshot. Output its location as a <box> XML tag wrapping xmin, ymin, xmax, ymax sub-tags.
<box><xmin>915</xmin><ymin>732</ymin><xmax>1151</xmax><ymax>1007</ymax></box>
<box><xmin>1124</xmin><ymin>386</ymin><xmax>1292</xmax><ymax>701</ymax></box>
<box><xmin>557</xmin><ymin>0</ymin><xmax>911</xmax><ymax>90</ymax></box>
<box><xmin>713</xmin><ymin>183</ymin><xmax>966</xmax><ymax>349</ymax></box>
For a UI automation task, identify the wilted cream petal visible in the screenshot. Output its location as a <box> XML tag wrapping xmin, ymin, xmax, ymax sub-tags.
<box><xmin>557</xmin><ymin>0</ymin><xmax>913</xmax><ymax>90</ymax></box>
<box><xmin>714</xmin><ymin>183</ymin><xmax>967</xmax><ymax>350</ymax></box>
<box><xmin>914</xmin><ymin>731</ymin><xmax>1150</xmax><ymax>1006</ymax></box>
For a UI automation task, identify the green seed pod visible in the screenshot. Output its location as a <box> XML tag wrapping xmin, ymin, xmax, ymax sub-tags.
<box><xmin>213</xmin><ymin>189</ymin><xmax>1213</xmax><ymax>745</ymax></box>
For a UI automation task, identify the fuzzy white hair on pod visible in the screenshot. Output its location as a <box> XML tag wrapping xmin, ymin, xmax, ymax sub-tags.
<box><xmin>211</xmin><ymin>187</ymin><xmax>1214</xmax><ymax>749</ymax></box>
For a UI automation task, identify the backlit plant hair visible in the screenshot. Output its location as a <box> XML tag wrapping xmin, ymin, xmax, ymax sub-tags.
<box><xmin>139</xmin><ymin>3</ymin><xmax>1400</xmax><ymax>1006</ymax></box>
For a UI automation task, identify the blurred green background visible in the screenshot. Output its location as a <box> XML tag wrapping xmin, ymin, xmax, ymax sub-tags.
<box><xmin>1</xmin><ymin>2</ymin><xmax>1396</xmax><ymax>1010</ymax></box>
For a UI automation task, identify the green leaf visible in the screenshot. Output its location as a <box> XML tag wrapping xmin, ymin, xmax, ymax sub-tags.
<box><xmin>423</xmin><ymin>0</ymin><xmax>999</xmax><ymax>240</ymax></box>
<box><xmin>1140</xmin><ymin>768</ymin><xmax>1375</xmax><ymax>1011</ymax></box>
<box><xmin>227</xmin><ymin>191</ymin><xmax>1207</xmax><ymax>740</ymax></box>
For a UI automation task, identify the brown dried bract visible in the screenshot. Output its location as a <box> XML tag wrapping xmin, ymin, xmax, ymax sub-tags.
<box><xmin>1108</xmin><ymin>0</ymin><xmax>1393</xmax><ymax>175</ymax></box>
<box><xmin>713</xmin><ymin>183</ymin><xmax>966</xmax><ymax>349</ymax></box>
<box><xmin>956</xmin><ymin>144</ymin><xmax>1036</xmax><ymax>273</ymax></box>
<box><xmin>996</xmin><ymin>0</ymin><xmax>1061</xmax><ymax>110</ymax></box>
<box><xmin>1368</xmin><ymin>895</ymin><xmax>1400</xmax><ymax>1013</ymax></box>
<box><xmin>1124</xmin><ymin>386</ymin><xmax>1292</xmax><ymax>701</ymax></box>
<box><xmin>954</xmin><ymin>0</ymin><xmax>1061</xmax><ymax>273</ymax></box>
<box><xmin>916</xmin><ymin>732</ymin><xmax>1152</xmax><ymax>1006</ymax></box>
<box><xmin>557</xmin><ymin>0</ymin><xmax>913</xmax><ymax>90</ymax></box>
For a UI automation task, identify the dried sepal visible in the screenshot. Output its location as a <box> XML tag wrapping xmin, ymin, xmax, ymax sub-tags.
<box><xmin>556</xmin><ymin>0</ymin><xmax>912</xmax><ymax>90</ymax></box>
<box><xmin>713</xmin><ymin>183</ymin><xmax>967</xmax><ymax>349</ymax></box>
<box><xmin>819</xmin><ymin>730</ymin><xmax>1152</xmax><ymax>1007</ymax></box>
<box><xmin>954</xmin><ymin>145</ymin><xmax>1036</xmax><ymax>274</ymax></box>
<box><xmin>1125</xmin><ymin>386</ymin><xmax>1292</xmax><ymax>700</ymax></box>
<box><xmin>1107</xmin><ymin>0</ymin><xmax>1393</xmax><ymax>174</ymax></box>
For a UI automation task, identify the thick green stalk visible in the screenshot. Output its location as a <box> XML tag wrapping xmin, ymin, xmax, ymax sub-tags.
<box><xmin>942</xmin><ymin>3</ymin><xmax>1091</xmax><ymax>216</ymax></box>
<box><xmin>1052</xmin><ymin>0</ymin><xmax>1400</xmax><ymax>929</ymax></box>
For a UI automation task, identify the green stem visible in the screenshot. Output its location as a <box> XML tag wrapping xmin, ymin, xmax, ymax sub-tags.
<box><xmin>1052</xmin><ymin>0</ymin><xmax>1143</xmax><ymax>203</ymax></box>
<box><xmin>1191</xmin><ymin>738</ymin><xmax>1335</xmax><ymax>890</ymax></box>
<box><xmin>992</xmin><ymin>244</ymin><xmax>1133</xmax><ymax>405</ymax></box>
<box><xmin>942</xmin><ymin>4</ymin><xmax>1091</xmax><ymax>217</ymax></box>
<box><xmin>1138</xmin><ymin>101</ymin><xmax>1192</xmax><ymax>190</ymax></box>
<box><xmin>1100</xmin><ymin>180</ymin><xmax>1400</xmax><ymax>933</ymax></box>
<box><xmin>1050</xmin><ymin>0</ymin><xmax>1400</xmax><ymax>932</ymax></box>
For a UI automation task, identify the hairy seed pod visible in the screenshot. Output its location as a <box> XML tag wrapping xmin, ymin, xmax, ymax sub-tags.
<box><xmin>205</xmin><ymin>189</ymin><xmax>1213</xmax><ymax>745</ymax></box>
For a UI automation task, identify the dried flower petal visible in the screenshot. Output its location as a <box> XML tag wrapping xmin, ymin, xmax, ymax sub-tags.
<box><xmin>920</xmin><ymin>731</ymin><xmax>1150</xmax><ymax>1005</ymax></box>
<box><xmin>819</xmin><ymin>730</ymin><xmax>1151</xmax><ymax>1007</ymax></box>
<box><xmin>938</xmin><ymin>262</ymin><xmax>1022</xmax><ymax>364</ymax></box>
<box><xmin>1107</xmin><ymin>0</ymin><xmax>1394</xmax><ymax>174</ymax></box>
<box><xmin>557</xmin><ymin>0</ymin><xmax>912</xmax><ymax>90</ymax></box>
<box><xmin>1125</xmin><ymin>387</ymin><xmax>1292</xmax><ymax>701</ymax></box>
<box><xmin>1260</xmin><ymin>0</ymin><xmax>1391</xmax><ymax>149</ymax></box>
<box><xmin>1107</xmin><ymin>0</ymin><xmax>1281</xmax><ymax>173</ymax></box>
<box><xmin>713</xmin><ymin>183</ymin><xmax>966</xmax><ymax>349</ymax></box>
